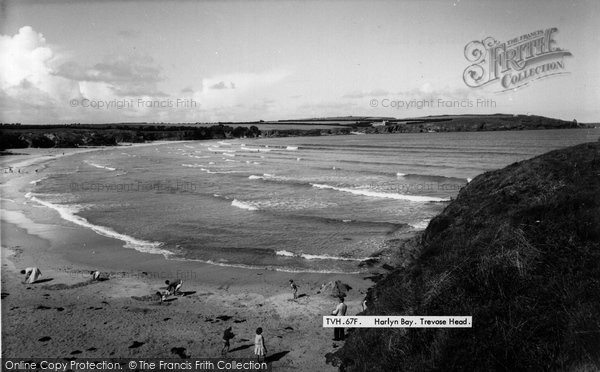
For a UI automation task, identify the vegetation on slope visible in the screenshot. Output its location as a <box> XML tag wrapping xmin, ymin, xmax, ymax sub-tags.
<box><xmin>0</xmin><ymin>124</ymin><xmax>261</xmax><ymax>149</ymax></box>
<box><xmin>331</xmin><ymin>142</ymin><xmax>600</xmax><ymax>371</ymax></box>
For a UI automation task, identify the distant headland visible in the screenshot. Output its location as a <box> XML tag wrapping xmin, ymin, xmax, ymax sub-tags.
<box><xmin>1</xmin><ymin>114</ymin><xmax>596</xmax><ymax>150</ymax></box>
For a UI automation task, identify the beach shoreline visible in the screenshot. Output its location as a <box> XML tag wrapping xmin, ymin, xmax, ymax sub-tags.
<box><xmin>1</xmin><ymin>144</ymin><xmax>387</xmax><ymax>370</ymax></box>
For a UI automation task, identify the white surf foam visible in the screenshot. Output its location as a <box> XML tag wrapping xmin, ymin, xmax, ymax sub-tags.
<box><xmin>467</xmin><ymin>178</ymin><xmax>473</xmax><ymax>183</ymax></box>
<box><xmin>240</xmin><ymin>146</ymin><xmax>271</xmax><ymax>153</ymax></box>
<box><xmin>286</xmin><ymin>146</ymin><xmax>298</xmax><ymax>150</ymax></box>
<box><xmin>200</xmin><ymin>168</ymin><xmax>242</xmax><ymax>174</ymax></box>
<box><xmin>231</xmin><ymin>199</ymin><xmax>258</xmax><ymax>211</ymax></box>
<box><xmin>275</xmin><ymin>250</ymin><xmax>368</xmax><ymax>262</ymax></box>
<box><xmin>172</xmin><ymin>257</ymin><xmax>360</xmax><ymax>274</ymax></box>
<box><xmin>30</xmin><ymin>177</ymin><xmax>48</xmax><ymax>185</ymax></box>
<box><xmin>208</xmin><ymin>147</ymin><xmax>236</xmax><ymax>153</ymax></box>
<box><xmin>311</xmin><ymin>183</ymin><xmax>449</xmax><ymax>202</ymax></box>
<box><xmin>24</xmin><ymin>192</ymin><xmax>168</xmax><ymax>256</ymax></box>
<box><xmin>396</xmin><ymin>172</ymin><xmax>406</xmax><ymax>177</ymax></box>
<box><xmin>410</xmin><ymin>219</ymin><xmax>431</xmax><ymax>230</ymax></box>
<box><xmin>84</xmin><ymin>161</ymin><xmax>116</xmax><ymax>171</ymax></box>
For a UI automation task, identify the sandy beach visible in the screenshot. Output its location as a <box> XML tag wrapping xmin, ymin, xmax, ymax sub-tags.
<box><xmin>1</xmin><ymin>146</ymin><xmax>382</xmax><ymax>371</ymax></box>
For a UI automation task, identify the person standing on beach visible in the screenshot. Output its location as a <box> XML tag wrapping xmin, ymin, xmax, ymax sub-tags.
<box><xmin>289</xmin><ymin>279</ymin><xmax>298</xmax><ymax>300</ymax></box>
<box><xmin>21</xmin><ymin>267</ymin><xmax>42</xmax><ymax>284</ymax></box>
<box><xmin>254</xmin><ymin>327</ymin><xmax>267</xmax><ymax>362</ymax></box>
<box><xmin>332</xmin><ymin>296</ymin><xmax>347</xmax><ymax>341</ymax></box>
<box><xmin>221</xmin><ymin>327</ymin><xmax>235</xmax><ymax>354</ymax></box>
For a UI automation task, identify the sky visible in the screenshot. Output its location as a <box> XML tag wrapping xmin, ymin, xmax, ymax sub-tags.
<box><xmin>0</xmin><ymin>0</ymin><xmax>599</xmax><ymax>124</ymax></box>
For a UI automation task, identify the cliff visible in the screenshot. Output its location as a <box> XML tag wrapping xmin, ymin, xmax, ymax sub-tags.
<box><xmin>330</xmin><ymin>142</ymin><xmax>600</xmax><ymax>371</ymax></box>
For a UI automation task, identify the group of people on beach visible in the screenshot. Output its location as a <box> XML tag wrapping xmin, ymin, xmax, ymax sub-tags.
<box><xmin>20</xmin><ymin>267</ymin><xmax>353</xmax><ymax>359</ymax></box>
<box><xmin>20</xmin><ymin>267</ymin><xmax>112</xmax><ymax>284</ymax></box>
<box><xmin>221</xmin><ymin>326</ymin><xmax>268</xmax><ymax>362</ymax></box>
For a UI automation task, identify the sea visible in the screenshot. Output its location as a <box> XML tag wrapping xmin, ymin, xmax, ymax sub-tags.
<box><xmin>27</xmin><ymin>128</ymin><xmax>599</xmax><ymax>273</ymax></box>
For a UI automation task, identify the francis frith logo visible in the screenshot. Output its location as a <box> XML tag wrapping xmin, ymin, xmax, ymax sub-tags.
<box><xmin>463</xmin><ymin>27</ymin><xmax>572</xmax><ymax>92</ymax></box>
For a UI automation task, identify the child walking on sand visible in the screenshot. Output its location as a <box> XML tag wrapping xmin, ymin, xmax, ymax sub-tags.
<box><xmin>221</xmin><ymin>327</ymin><xmax>235</xmax><ymax>354</ymax></box>
<box><xmin>254</xmin><ymin>327</ymin><xmax>267</xmax><ymax>362</ymax></box>
<box><xmin>289</xmin><ymin>279</ymin><xmax>298</xmax><ymax>300</ymax></box>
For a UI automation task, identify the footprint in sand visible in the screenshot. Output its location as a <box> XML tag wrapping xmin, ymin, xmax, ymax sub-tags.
<box><xmin>216</xmin><ymin>315</ymin><xmax>232</xmax><ymax>321</ymax></box>
<box><xmin>1</xmin><ymin>293</ymin><xmax>9</xmax><ymax>299</ymax></box>
<box><xmin>87</xmin><ymin>347</ymin><xmax>97</xmax><ymax>351</ymax></box>
<box><xmin>71</xmin><ymin>350</ymin><xmax>82</xmax><ymax>355</ymax></box>
<box><xmin>128</xmin><ymin>341</ymin><xmax>145</xmax><ymax>349</ymax></box>
<box><xmin>163</xmin><ymin>318</ymin><xmax>171</xmax><ymax>321</ymax></box>
<box><xmin>38</xmin><ymin>336</ymin><xmax>52</xmax><ymax>342</ymax></box>
<box><xmin>36</xmin><ymin>305</ymin><xmax>52</xmax><ymax>310</ymax></box>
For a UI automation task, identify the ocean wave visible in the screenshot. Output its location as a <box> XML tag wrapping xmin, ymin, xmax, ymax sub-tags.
<box><xmin>170</xmin><ymin>257</ymin><xmax>361</xmax><ymax>274</ymax></box>
<box><xmin>286</xmin><ymin>146</ymin><xmax>298</xmax><ymax>150</ymax></box>
<box><xmin>311</xmin><ymin>183</ymin><xmax>449</xmax><ymax>202</ymax></box>
<box><xmin>208</xmin><ymin>147</ymin><xmax>236</xmax><ymax>153</ymax></box>
<box><xmin>248</xmin><ymin>173</ymin><xmax>277</xmax><ymax>181</ymax></box>
<box><xmin>24</xmin><ymin>192</ymin><xmax>169</xmax><ymax>256</ymax></box>
<box><xmin>240</xmin><ymin>146</ymin><xmax>271</xmax><ymax>153</ymax></box>
<box><xmin>410</xmin><ymin>219</ymin><xmax>431</xmax><ymax>230</ymax></box>
<box><xmin>231</xmin><ymin>199</ymin><xmax>258</xmax><ymax>211</ymax></box>
<box><xmin>275</xmin><ymin>250</ymin><xmax>368</xmax><ymax>262</ymax></box>
<box><xmin>84</xmin><ymin>161</ymin><xmax>116</xmax><ymax>171</ymax></box>
<box><xmin>201</xmin><ymin>168</ymin><xmax>243</xmax><ymax>174</ymax></box>
<box><xmin>30</xmin><ymin>177</ymin><xmax>48</xmax><ymax>185</ymax></box>
<box><xmin>248</xmin><ymin>175</ymin><xmax>266</xmax><ymax>180</ymax></box>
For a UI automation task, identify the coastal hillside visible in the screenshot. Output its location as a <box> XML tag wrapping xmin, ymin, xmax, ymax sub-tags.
<box><xmin>0</xmin><ymin>115</ymin><xmax>586</xmax><ymax>150</ymax></box>
<box><xmin>331</xmin><ymin>141</ymin><xmax>600</xmax><ymax>371</ymax></box>
<box><xmin>0</xmin><ymin>124</ymin><xmax>261</xmax><ymax>149</ymax></box>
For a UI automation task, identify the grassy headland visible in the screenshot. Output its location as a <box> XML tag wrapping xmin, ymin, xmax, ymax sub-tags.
<box><xmin>330</xmin><ymin>141</ymin><xmax>600</xmax><ymax>371</ymax></box>
<box><xmin>0</xmin><ymin>114</ymin><xmax>589</xmax><ymax>150</ymax></box>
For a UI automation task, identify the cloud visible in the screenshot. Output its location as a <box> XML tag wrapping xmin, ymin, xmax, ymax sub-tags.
<box><xmin>342</xmin><ymin>89</ymin><xmax>389</xmax><ymax>99</ymax></box>
<box><xmin>0</xmin><ymin>26</ymin><xmax>53</xmax><ymax>90</ymax></box>
<box><xmin>192</xmin><ymin>69</ymin><xmax>290</xmax><ymax>112</ymax></box>
<box><xmin>209</xmin><ymin>81</ymin><xmax>235</xmax><ymax>90</ymax></box>
<box><xmin>0</xmin><ymin>26</ymin><xmax>291</xmax><ymax>123</ymax></box>
<box><xmin>0</xmin><ymin>26</ymin><xmax>80</xmax><ymax>122</ymax></box>
<box><xmin>54</xmin><ymin>55</ymin><xmax>163</xmax><ymax>96</ymax></box>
